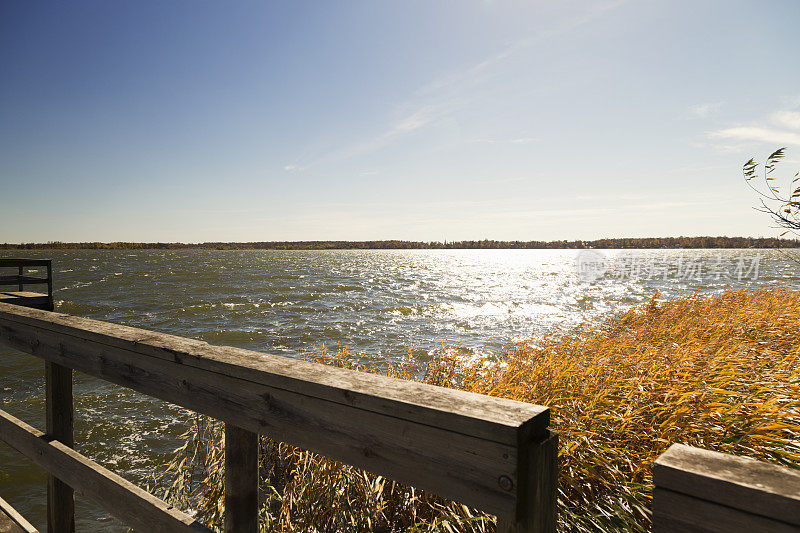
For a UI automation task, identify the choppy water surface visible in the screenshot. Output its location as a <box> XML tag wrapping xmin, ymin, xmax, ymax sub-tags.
<box><xmin>1</xmin><ymin>249</ymin><xmax>797</xmax><ymax>530</ymax></box>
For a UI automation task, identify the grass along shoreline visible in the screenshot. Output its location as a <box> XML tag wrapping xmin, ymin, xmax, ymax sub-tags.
<box><xmin>154</xmin><ymin>288</ymin><xmax>800</xmax><ymax>532</ymax></box>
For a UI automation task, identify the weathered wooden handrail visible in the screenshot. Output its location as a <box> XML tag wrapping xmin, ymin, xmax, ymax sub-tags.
<box><xmin>653</xmin><ymin>444</ymin><xmax>800</xmax><ymax>532</ymax></box>
<box><xmin>0</xmin><ymin>301</ymin><xmax>557</xmax><ymax>531</ymax></box>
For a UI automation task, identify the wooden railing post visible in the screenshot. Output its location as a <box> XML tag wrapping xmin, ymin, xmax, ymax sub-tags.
<box><xmin>225</xmin><ymin>423</ymin><xmax>258</xmax><ymax>533</ymax></box>
<box><xmin>46</xmin><ymin>260</ymin><xmax>53</xmax><ymax>311</ymax></box>
<box><xmin>497</xmin><ymin>432</ymin><xmax>558</xmax><ymax>533</ymax></box>
<box><xmin>46</xmin><ymin>362</ymin><xmax>74</xmax><ymax>533</ymax></box>
<box><xmin>17</xmin><ymin>265</ymin><xmax>23</xmax><ymax>292</ymax></box>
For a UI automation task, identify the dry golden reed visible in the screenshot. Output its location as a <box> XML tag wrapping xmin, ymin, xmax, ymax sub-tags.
<box><xmin>158</xmin><ymin>288</ymin><xmax>800</xmax><ymax>532</ymax></box>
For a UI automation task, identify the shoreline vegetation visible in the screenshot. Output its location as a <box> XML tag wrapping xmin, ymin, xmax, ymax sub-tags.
<box><xmin>3</xmin><ymin>236</ymin><xmax>800</xmax><ymax>250</ymax></box>
<box><xmin>156</xmin><ymin>288</ymin><xmax>800</xmax><ymax>532</ymax></box>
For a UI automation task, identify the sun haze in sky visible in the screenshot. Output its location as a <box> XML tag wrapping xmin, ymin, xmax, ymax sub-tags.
<box><xmin>2</xmin><ymin>1</ymin><xmax>800</xmax><ymax>243</ymax></box>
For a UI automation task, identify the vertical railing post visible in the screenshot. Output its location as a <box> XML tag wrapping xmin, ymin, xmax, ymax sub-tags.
<box><xmin>46</xmin><ymin>260</ymin><xmax>53</xmax><ymax>311</ymax></box>
<box><xmin>497</xmin><ymin>432</ymin><xmax>558</xmax><ymax>533</ymax></box>
<box><xmin>224</xmin><ymin>423</ymin><xmax>258</xmax><ymax>533</ymax></box>
<box><xmin>46</xmin><ymin>362</ymin><xmax>74</xmax><ymax>533</ymax></box>
<box><xmin>17</xmin><ymin>265</ymin><xmax>23</xmax><ymax>292</ymax></box>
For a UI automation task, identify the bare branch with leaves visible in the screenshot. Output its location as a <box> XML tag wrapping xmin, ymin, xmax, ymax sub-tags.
<box><xmin>743</xmin><ymin>147</ymin><xmax>800</xmax><ymax>236</ymax></box>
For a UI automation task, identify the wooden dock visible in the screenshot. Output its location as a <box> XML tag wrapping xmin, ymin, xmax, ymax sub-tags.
<box><xmin>0</xmin><ymin>259</ymin><xmax>53</xmax><ymax>311</ymax></box>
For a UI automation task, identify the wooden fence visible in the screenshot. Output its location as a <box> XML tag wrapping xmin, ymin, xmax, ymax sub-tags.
<box><xmin>653</xmin><ymin>444</ymin><xmax>800</xmax><ymax>532</ymax></box>
<box><xmin>0</xmin><ymin>301</ymin><xmax>556</xmax><ymax>532</ymax></box>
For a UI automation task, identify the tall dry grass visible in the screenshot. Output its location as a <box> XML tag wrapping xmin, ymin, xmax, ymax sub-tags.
<box><xmin>155</xmin><ymin>289</ymin><xmax>800</xmax><ymax>532</ymax></box>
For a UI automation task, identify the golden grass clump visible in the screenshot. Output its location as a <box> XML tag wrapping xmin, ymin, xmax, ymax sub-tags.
<box><xmin>158</xmin><ymin>288</ymin><xmax>800</xmax><ymax>532</ymax></box>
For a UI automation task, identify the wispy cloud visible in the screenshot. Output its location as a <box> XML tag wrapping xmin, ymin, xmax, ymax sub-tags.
<box><xmin>470</xmin><ymin>137</ymin><xmax>537</xmax><ymax>145</ymax></box>
<box><xmin>385</xmin><ymin>104</ymin><xmax>453</xmax><ymax>136</ymax></box>
<box><xmin>771</xmin><ymin>110</ymin><xmax>800</xmax><ymax>130</ymax></box>
<box><xmin>312</xmin><ymin>100</ymin><xmax>461</xmax><ymax>166</ymax></box>
<box><xmin>419</xmin><ymin>0</ymin><xmax>628</xmax><ymax>97</ymax></box>
<box><xmin>288</xmin><ymin>0</ymin><xmax>629</xmax><ymax>171</ymax></box>
<box><xmin>786</xmin><ymin>94</ymin><xmax>800</xmax><ymax>109</ymax></box>
<box><xmin>689</xmin><ymin>102</ymin><xmax>722</xmax><ymax>118</ymax></box>
<box><xmin>709</xmin><ymin>126</ymin><xmax>800</xmax><ymax>147</ymax></box>
<box><xmin>707</xmin><ymin>100</ymin><xmax>800</xmax><ymax>148</ymax></box>
<box><xmin>471</xmin><ymin>176</ymin><xmax>528</xmax><ymax>185</ymax></box>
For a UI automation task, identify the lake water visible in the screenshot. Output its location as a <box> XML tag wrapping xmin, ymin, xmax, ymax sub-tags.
<box><xmin>1</xmin><ymin>249</ymin><xmax>797</xmax><ymax>531</ymax></box>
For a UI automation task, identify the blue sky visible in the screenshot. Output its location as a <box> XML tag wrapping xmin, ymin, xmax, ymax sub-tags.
<box><xmin>2</xmin><ymin>1</ymin><xmax>800</xmax><ymax>243</ymax></box>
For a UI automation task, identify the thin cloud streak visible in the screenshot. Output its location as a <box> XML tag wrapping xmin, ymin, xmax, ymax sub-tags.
<box><xmin>289</xmin><ymin>0</ymin><xmax>629</xmax><ymax>171</ymax></box>
<box><xmin>771</xmin><ymin>110</ymin><xmax>800</xmax><ymax>130</ymax></box>
<box><xmin>689</xmin><ymin>102</ymin><xmax>722</xmax><ymax>118</ymax></box>
<box><xmin>470</xmin><ymin>137</ymin><xmax>537</xmax><ymax>145</ymax></box>
<box><xmin>707</xmin><ymin>100</ymin><xmax>800</xmax><ymax>149</ymax></box>
<box><xmin>710</xmin><ymin>127</ymin><xmax>800</xmax><ymax>147</ymax></box>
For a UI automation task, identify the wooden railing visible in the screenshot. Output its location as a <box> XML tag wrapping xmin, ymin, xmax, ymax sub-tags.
<box><xmin>1</xmin><ymin>494</ymin><xmax>38</xmax><ymax>533</ymax></box>
<box><xmin>653</xmin><ymin>444</ymin><xmax>800</xmax><ymax>532</ymax></box>
<box><xmin>0</xmin><ymin>301</ymin><xmax>557</xmax><ymax>532</ymax></box>
<box><xmin>0</xmin><ymin>259</ymin><xmax>53</xmax><ymax>311</ymax></box>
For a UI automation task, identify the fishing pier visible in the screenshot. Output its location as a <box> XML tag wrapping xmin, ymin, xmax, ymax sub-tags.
<box><xmin>0</xmin><ymin>259</ymin><xmax>53</xmax><ymax>312</ymax></box>
<box><xmin>0</xmin><ymin>258</ymin><xmax>798</xmax><ymax>532</ymax></box>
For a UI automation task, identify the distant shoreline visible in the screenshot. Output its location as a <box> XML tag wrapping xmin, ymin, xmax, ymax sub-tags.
<box><xmin>2</xmin><ymin>237</ymin><xmax>800</xmax><ymax>250</ymax></box>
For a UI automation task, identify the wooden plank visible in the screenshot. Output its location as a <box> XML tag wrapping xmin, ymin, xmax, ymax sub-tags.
<box><xmin>0</xmin><ymin>294</ymin><xmax>51</xmax><ymax>311</ymax></box>
<box><xmin>0</xmin><ymin>259</ymin><xmax>51</xmax><ymax>267</ymax></box>
<box><xmin>0</xmin><ymin>276</ymin><xmax>49</xmax><ymax>286</ymax></box>
<box><xmin>0</xmin><ymin>302</ymin><xmax>548</xmax><ymax>444</ymax></box>
<box><xmin>0</xmin><ymin>302</ymin><xmax>550</xmax><ymax>520</ymax></box>
<box><xmin>0</xmin><ymin>496</ymin><xmax>38</xmax><ymax>533</ymax></box>
<box><xmin>224</xmin><ymin>424</ymin><xmax>258</xmax><ymax>533</ymax></box>
<box><xmin>654</xmin><ymin>444</ymin><xmax>800</xmax><ymax>526</ymax></box>
<box><xmin>497</xmin><ymin>432</ymin><xmax>558</xmax><ymax>532</ymax></box>
<box><xmin>46</xmin><ymin>362</ymin><xmax>74</xmax><ymax>533</ymax></box>
<box><xmin>0</xmin><ymin>409</ymin><xmax>212</xmax><ymax>533</ymax></box>
<box><xmin>653</xmin><ymin>487</ymin><xmax>800</xmax><ymax>533</ymax></box>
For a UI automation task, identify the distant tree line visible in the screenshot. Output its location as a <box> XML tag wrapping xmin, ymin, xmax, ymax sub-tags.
<box><xmin>2</xmin><ymin>237</ymin><xmax>799</xmax><ymax>250</ymax></box>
